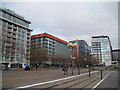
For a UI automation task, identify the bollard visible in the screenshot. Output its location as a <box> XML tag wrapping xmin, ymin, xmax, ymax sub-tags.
<box><xmin>72</xmin><ymin>68</ymin><xmax>73</xmax><ymax>75</ymax></box>
<box><xmin>101</xmin><ymin>70</ymin><xmax>103</xmax><ymax>80</ymax></box>
<box><xmin>66</xmin><ymin>70</ymin><xmax>68</xmax><ymax>75</ymax></box>
<box><xmin>64</xmin><ymin>69</ymin><xmax>65</xmax><ymax>75</ymax></box>
<box><xmin>78</xmin><ymin>65</ymin><xmax>80</xmax><ymax>75</ymax></box>
<box><xmin>93</xmin><ymin>65</ymin><xmax>94</xmax><ymax>71</ymax></box>
<box><xmin>89</xmin><ymin>68</ymin><xmax>91</xmax><ymax>77</ymax></box>
<box><xmin>71</xmin><ymin>64</ymin><xmax>74</xmax><ymax>75</ymax></box>
<box><xmin>78</xmin><ymin>67</ymin><xmax>80</xmax><ymax>75</ymax></box>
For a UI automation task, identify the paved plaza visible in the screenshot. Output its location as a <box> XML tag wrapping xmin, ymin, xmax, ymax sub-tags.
<box><xmin>2</xmin><ymin>67</ymin><xmax>89</xmax><ymax>88</ymax></box>
<box><xmin>2</xmin><ymin>66</ymin><xmax>119</xmax><ymax>89</ymax></box>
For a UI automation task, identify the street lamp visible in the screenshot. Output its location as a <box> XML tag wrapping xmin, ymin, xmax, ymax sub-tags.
<box><xmin>91</xmin><ymin>59</ymin><xmax>94</xmax><ymax>70</ymax></box>
<box><xmin>84</xmin><ymin>58</ymin><xmax>86</xmax><ymax>67</ymax></box>
<box><xmin>67</xmin><ymin>43</ymin><xmax>77</xmax><ymax>75</ymax></box>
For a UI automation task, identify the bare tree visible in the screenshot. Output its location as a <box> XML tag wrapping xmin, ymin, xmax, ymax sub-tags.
<box><xmin>30</xmin><ymin>45</ymin><xmax>48</xmax><ymax>67</ymax></box>
<box><xmin>51</xmin><ymin>54</ymin><xmax>69</xmax><ymax>65</ymax></box>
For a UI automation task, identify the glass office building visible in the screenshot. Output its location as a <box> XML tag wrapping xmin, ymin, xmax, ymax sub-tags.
<box><xmin>92</xmin><ymin>36</ymin><xmax>112</xmax><ymax>65</ymax></box>
<box><xmin>69</xmin><ymin>40</ymin><xmax>91</xmax><ymax>58</ymax></box>
<box><xmin>112</xmin><ymin>49</ymin><xmax>120</xmax><ymax>61</ymax></box>
<box><xmin>112</xmin><ymin>49</ymin><xmax>120</xmax><ymax>65</ymax></box>
<box><xmin>0</xmin><ymin>8</ymin><xmax>32</xmax><ymax>68</ymax></box>
<box><xmin>31</xmin><ymin>33</ymin><xmax>71</xmax><ymax>65</ymax></box>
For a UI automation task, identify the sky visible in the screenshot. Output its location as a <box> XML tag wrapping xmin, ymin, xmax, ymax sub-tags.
<box><xmin>1</xmin><ymin>1</ymin><xmax>118</xmax><ymax>49</ymax></box>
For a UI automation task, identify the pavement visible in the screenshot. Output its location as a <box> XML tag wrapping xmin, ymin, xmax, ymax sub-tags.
<box><xmin>2</xmin><ymin>67</ymin><xmax>89</xmax><ymax>89</ymax></box>
<box><xmin>27</xmin><ymin>70</ymin><xmax>110</xmax><ymax>89</ymax></box>
<box><xmin>2</xmin><ymin>66</ymin><xmax>119</xmax><ymax>89</ymax></box>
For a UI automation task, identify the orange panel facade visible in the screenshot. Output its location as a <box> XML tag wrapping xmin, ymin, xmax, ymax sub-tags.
<box><xmin>31</xmin><ymin>33</ymin><xmax>68</xmax><ymax>45</ymax></box>
<box><xmin>71</xmin><ymin>46</ymin><xmax>78</xmax><ymax>58</ymax></box>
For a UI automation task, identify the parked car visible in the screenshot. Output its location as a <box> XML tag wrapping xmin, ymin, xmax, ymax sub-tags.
<box><xmin>44</xmin><ymin>64</ymin><xmax>51</xmax><ymax>68</ymax></box>
<box><xmin>2</xmin><ymin>65</ymin><xmax>9</xmax><ymax>70</ymax></box>
<box><xmin>24</xmin><ymin>66</ymin><xmax>30</xmax><ymax>71</ymax></box>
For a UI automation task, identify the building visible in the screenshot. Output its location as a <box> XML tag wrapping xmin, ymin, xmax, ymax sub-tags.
<box><xmin>0</xmin><ymin>8</ymin><xmax>32</xmax><ymax>68</ymax></box>
<box><xmin>31</xmin><ymin>33</ymin><xmax>71</xmax><ymax>66</ymax></box>
<box><xmin>112</xmin><ymin>49</ymin><xmax>120</xmax><ymax>65</ymax></box>
<box><xmin>69</xmin><ymin>40</ymin><xmax>91</xmax><ymax>58</ymax></box>
<box><xmin>91</xmin><ymin>36</ymin><xmax>112</xmax><ymax>65</ymax></box>
<box><xmin>68</xmin><ymin>41</ymin><xmax>78</xmax><ymax>58</ymax></box>
<box><xmin>69</xmin><ymin>40</ymin><xmax>91</xmax><ymax>66</ymax></box>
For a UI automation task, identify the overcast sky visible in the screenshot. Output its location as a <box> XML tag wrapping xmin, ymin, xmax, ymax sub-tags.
<box><xmin>2</xmin><ymin>2</ymin><xmax>118</xmax><ymax>49</ymax></box>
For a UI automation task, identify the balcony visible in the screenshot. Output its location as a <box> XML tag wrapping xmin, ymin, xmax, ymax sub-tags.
<box><xmin>27</xmin><ymin>33</ymin><xmax>30</xmax><ymax>36</ymax></box>
<box><xmin>27</xmin><ymin>45</ymin><xmax>30</xmax><ymax>47</ymax></box>
<box><xmin>26</xmin><ymin>49</ymin><xmax>30</xmax><ymax>52</ymax></box>
<box><xmin>5</xmin><ymin>54</ymin><xmax>11</xmax><ymax>58</ymax></box>
<box><xmin>49</xmin><ymin>47</ymin><xmax>52</xmax><ymax>49</ymax></box>
<box><xmin>3</xmin><ymin>26</ymin><xmax>7</xmax><ymax>30</ymax></box>
<box><xmin>8</xmin><ymin>25</ymin><xmax>12</xmax><ymax>29</ymax></box>
<box><xmin>7</xmin><ymin>36</ymin><xmax>12</xmax><ymax>39</ymax></box>
<box><xmin>12</xmin><ymin>40</ymin><xmax>16</xmax><ymax>43</ymax></box>
<box><xmin>12</xmin><ymin>35</ymin><xmax>16</xmax><ymax>39</ymax></box>
<box><xmin>13</xmin><ymin>31</ymin><xmax>17</xmax><ymax>34</ymax></box>
<box><xmin>11</xmin><ymin>55</ymin><xmax>15</xmax><ymax>58</ymax></box>
<box><xmin>27</xmin><ymin>41</ymin><xmax>30</xmax><ymax>43</ymax></box>
<box><xmin>45</xmin><ymin>38</ymin><xmax>49</xmax><ymax>41</ymax></box>
<box><xmin>31</xmin><ymin>40</ymin><xmax>36</xmax><ymax>43</ymax></box>
<box><xmin>53</xmin><ymin>45</ymin><xmax>55</xmax><ymax>47</ymax></box>
<box><xmin>7</xmin><ymin>29</ymin><xmax>13</xmax><ymax>33</ymax></box>
<box><xmin>5</xmin><ymin>39</ymin><xmax>11</xmax><ymax>43</ymax></box>
<box><xmin>7</xmin><ymin>33</ymin><xmax>12</xmax><ymax>37</ymax></box>
<box><xmin>53</xmin><ymin>41</ymin><xmax>55</xmax><ymax>43</ymax></box>
<box><xmin>43</xmin><ymin>42</ymin><xmax>47</xmax><ymax>44</ymax></box>
<box><xmin>13</xmin><ymin>26</ymin><xmax>17</xmax><ymax>30</ymax></box>
<box><xmin>11</xmin><ymin>56</ymin><xmax>15</xmax><ymax>58</ymax></box>
<box><xmin>11</xmin><ymin>46</ymin><xmax>16</xmax><ymax>49</ymax></box>
<box><xmin>11</xmin><ymin>51</ymin><xmax>15</xmax><ymax>54</ymax></box>
<box><xmin>3</xmin><ymin>23</ymin><xmax>7</xmax><ymax>27</ymax></box>
<box><xmin>6</xmin><ymin>44</ymin><xmax>12</xmax><ymax>47</ymax></box>
<box><xmin>26</xmin><ymin>54</ymin><xmax>30</xmax><ymax>57</ymax></box>
<box><xmin>49</xmin><ymin>43</ymin><xmax>52</xmax><ymax>46</ymax></box>
<box><xmin>27</xmin><ymin>37</ymin><xmax>30</xmax><ymax>39</ymax></box>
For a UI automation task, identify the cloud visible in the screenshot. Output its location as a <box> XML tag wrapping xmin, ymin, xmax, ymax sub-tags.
<box><xmin>2</xmin><ymin>2</ymin><xmax>118</xmax><ymax>49</ymax></box>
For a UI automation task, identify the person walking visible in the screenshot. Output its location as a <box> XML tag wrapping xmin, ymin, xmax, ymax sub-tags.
<box><xmin>62</xmin><ymin>64</ymin><xmax>68</xmax><ymax>75</ymax></box>
<box><xmin>65</xmin><ymin>64</ymin><xmax>68</xmax><ymax>75</ymax></box>
<box><xmin>36</xmin><ymin>65</ymin><xmax>38</xmax><ymax>70</ymax></box>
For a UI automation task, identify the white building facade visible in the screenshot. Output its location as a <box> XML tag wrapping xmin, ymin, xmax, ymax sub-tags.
<box><xmin>0</xmin><ymin>8</ymin><xmax>32</xmax><ymax>68</ymax></box>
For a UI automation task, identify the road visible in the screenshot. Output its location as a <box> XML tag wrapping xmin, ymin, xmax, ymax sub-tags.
<box><xmin>94</xmin><ymin>67</ymin><xmax>120</xmax><ymax>89</ymax></box>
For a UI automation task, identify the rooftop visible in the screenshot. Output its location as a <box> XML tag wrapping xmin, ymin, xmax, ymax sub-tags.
<box><xmin>1</xmin><ymin>8</ymin><xmax>31</xmax><ymax>24</ymax></box>
<box><xmin>31</xmin><ymin>33</ymin><xmax>68</xmax><ymax>45</ymax></box>
<box><xmin>92</xmin><ymin>35</ymin><xmax>111</xmax><ymax>42</ymax></box>
<box><xmin>92</xmin><ymin>35</ymin><xmax>109</xmax><ymax>38</ymax></box>
<box><xmin>112</xmin><ymin>49</ymin><xmax>120</xmax><ymax>51</ymax></box>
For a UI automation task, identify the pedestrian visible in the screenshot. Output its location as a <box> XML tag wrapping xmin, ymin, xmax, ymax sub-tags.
<box><xmin>36</xmin><ymin>65</ymin><xmax>38</xmax><ymax>70</ymax></box>
<box><xmin>62</xmin><ymin>64</ymin><xmax>68</xmax><ymax>75</ymax></box>
<box><xmin>65</xmin><ymin>64</ymin><xmax>68</xmax><ymax>75</ymax></box>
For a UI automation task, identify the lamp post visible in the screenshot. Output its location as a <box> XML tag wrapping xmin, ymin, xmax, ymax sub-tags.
<box><xmin>84</xmin><ymin>58</ymin><xmax>86</xmax><ymax>67</ymax></box>
<box><xmin>77</xmin><ymin>63</ymin><xmax>80</xmax><ymax>75</ymax></box>
<box><xmin>67</xmin><ymin>43</ymin><xmax>77</xmax><ymax>75</ymax></box>
<box><xmin>72</xmin><ymin>57</ymin><xmax>76</xmax><ymax>75</ymax></box>
<box><xmin>90</xmin><ymin>53</ymin><xmax>97</xmax><ymax>70</ymax></box>
<box><xmin>91</xmin><ymin>59</ymin><xmax>94</xmax><ymax>71</ymax></box>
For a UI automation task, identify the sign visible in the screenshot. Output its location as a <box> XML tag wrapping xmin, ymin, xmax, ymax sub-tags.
<box><xmin>24</xmin><ymin>64</ymin><xmax>29</xmax><ymax>66</ymax></box>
